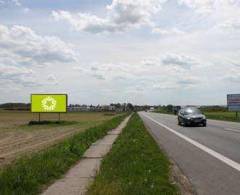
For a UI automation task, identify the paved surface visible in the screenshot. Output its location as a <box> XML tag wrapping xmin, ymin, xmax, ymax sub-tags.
<box><xmin>139</xmin><ymin>112</ymin><xmax>240</xmax><ymax>195</ymax></box>
<box><xmin>42</xmin><ymin>115</ymin><xmax>131</xmax><ymax>195</ymax></box>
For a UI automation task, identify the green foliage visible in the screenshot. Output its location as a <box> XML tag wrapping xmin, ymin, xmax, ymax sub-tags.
<box><xmin>200</xmin><ymin>106</ymin><xmax>228</xmax><ymax>112</ymax></box>
<box><xmin>155</xmin><ymin>106</ymin><xmax>174</xmax><ymax>114</ymax></box>
<box><xmin>0</xmin><ymin>114</ymin><xmax>127</xmax><ymax>195</ymax></box>
<box><xmin>88</xmin><ymin>114</ymin><xmax>179</xmax><ymax>195</ymax></box>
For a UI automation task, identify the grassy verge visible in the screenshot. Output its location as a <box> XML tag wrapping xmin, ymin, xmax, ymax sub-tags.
<box><xmin>88</xmin><ymin>113</ymin><xmax>178</xmax><ymax>195</ymax></box>
<box><xmin>204</xmin><ymin>111</ymin><xmax>240</xmax><ymax>122</ymax></box>
<box><xmin>0</xmin><ymin>113</ymin><xmax>128</xmax><ymax>195</ymax></box>
<box><xmin>156</xmin><ymin>109</ymin><xmax>240</xmax><ymax>123</ymax></box>
<box><xmin>28</xmin><ymin>120</ymin><xmax>78</xmax><ymax>126</ymax></box>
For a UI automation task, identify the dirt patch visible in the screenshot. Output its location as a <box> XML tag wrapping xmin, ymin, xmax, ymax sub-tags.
<box><xmin>0</xmin><ymin>111</ymin><xmax>116</xmax><ymax>167</ymax></box>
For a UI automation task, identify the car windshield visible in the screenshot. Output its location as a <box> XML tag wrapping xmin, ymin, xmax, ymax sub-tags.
<box><xmin>184</xmin><ymin>108</ymin><xmax>202</xmax><ymax>115</ymax></box>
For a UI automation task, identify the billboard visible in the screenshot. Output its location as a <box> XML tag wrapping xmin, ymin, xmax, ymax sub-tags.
<box><xmin>31</xmin><ymin>94</ymin><xmax>67</xmax><ymax>113</ymax></box>
<box><xmin>227</xmin><ymin>94</ymin><xmax>240</xmax><ymax>111</ymax></box>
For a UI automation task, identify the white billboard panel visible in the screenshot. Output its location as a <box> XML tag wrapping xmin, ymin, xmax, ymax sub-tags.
<box><xmin>227</xmin><ymin>94</ymin><xmax>240</xmax><ymax>111</ymax></box>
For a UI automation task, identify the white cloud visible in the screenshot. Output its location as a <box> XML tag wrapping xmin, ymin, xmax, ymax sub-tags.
<box><xmin>51</xmin><ymin>0</ymin><xmax>240</xmax><ymax>34</ymax></box>
<box><xmin>92</xmin><ymin>74</ymin><xmax>105</xmax><ymax>80</ymax></box>
<box><xmin>47</xmin><ymin>74</ymin><xmax>58</xmax><ymax>85</ymax></box>
<box><xmin>178</xmin><ymin>0</ymin><xmax>215</xmax><ymax>13</ymax></box>
<box><xmin>23</xmin><ymin>7</ymin><xmax>30</xmax><ymax>13</ymax></box>
<box><xmin>0</xmin><ymin>24</ymin><xmax>77</xmax><ymax>66</ymax></box>
<box><xmin>52</xmin><ymin>0</ymin><xmax>166</xmax><ymax>33</ymax></box>
<box><xmin>0</xmin><ymin>64</ymin><xmax>33</xmax><ymax>76</ymax></box>
<box><xmin>12</xmin><ymin>0</ymin><xmax>20</xmax><ymax>6</ymax></box>
<box><xmin>0</xmin><ymin>64</ymin><xmax>39</xmax><ymax>86</ymax></box>
<box><xmin>178</xmin><ymin>0</ymin><xmax>240</xmax><ymax>14</ymax></box>
<box><xmin>0</xmin><ymin>0</ymin><xmax>21</xmax><ymax>7</ymax></box>
<box><xmin>218</xmin><ymin>19</ymin><xmax>240</xmax><ymax>31</ymax></box>
<box><xmin>161</xmin><ymin>54</ymin><xmax>198</xmax><ymax>69</ymax></box>
<box><xmin>223</xmin><ymin>66</ymin><xmax>240</xmax><ymax>83</ymax></box>
<box><xmin>224</xmin><ymin>74</ymin><xmax>240</xmax><ymax>83</ymax></box>
<box><xmin>0</xmin><ymin>24</ymin><xmax>78</xmax><ymax>88</ymax></box>
<box><xmin>152</xmin><ymin>27</ymin><xmax>185</xmax><ymax>35</ymax></box>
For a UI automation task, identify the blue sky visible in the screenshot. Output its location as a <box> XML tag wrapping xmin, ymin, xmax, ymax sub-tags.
<box><xmin>0</xmin><ymin>0</ymin><xmax>240</xmax><ymax>105</ymax></box>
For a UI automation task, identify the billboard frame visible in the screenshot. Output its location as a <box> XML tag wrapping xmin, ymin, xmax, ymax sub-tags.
<box><xmin>31</xmin><ymin>93</ymin><xmax>68</xmax><ymax>113</ymax></box>
<box><xmin>31</xmin><ymin>94</ymin><xmax>68</xmax><ymax>122</ymax></box>
<box><xmin>227</xmin><ymin>94</ymin><xmax>240</xmax><ymax>119</ymax></box>
<box><xmin>227</xmin><ymin>94</ymin><xmax>240</xmax><ymax>112</ymax></box>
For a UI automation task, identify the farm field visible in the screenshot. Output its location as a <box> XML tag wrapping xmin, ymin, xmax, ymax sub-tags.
<box><xmin>0</xmin><ymin>111</ymin><xmax>117</xmax><ymax>166</ymax></box>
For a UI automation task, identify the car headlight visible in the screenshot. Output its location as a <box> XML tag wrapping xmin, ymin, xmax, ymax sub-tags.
<box><xmin>202</xmin><ymin>116</ymin><xmax>206</xmax><ymax>119</ymax></box>
<box><xmin>187</xmin><ymin>117</ymin><xmax>191</xmax><ymax>120</ymax></box>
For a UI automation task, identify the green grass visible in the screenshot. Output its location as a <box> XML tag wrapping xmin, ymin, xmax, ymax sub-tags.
<box><xmin>204</xmin><ymin>111</ymin><xmax>240</xmax><ymax>122</ymax></box>
<box><xmin>0</xmin><ymin>114</ymin><xmax>128</xmax><ymax>195</ymax></box>
<box><xmin>156</xmin><ymin>108</ymin><xmax>240</xmax><ymax>123</ymax></box>
<box><xmin>155</xmin><ymin>110</ymin><xmax>173</xmax><ymax>114</ymax></box>
<box><xmin>87</xmin><ymin>113</ymin><xmax>179</xmax><ymax>195</ymax></box>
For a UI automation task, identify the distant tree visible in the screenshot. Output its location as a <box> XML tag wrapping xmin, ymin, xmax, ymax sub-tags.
<box><xmin>115</xmin><ymin>103</ymin><xmax>121</xmax><ymax>108</ymax></box>
<box><xmin>166</xmin><ymin>104</ymin><xmax>173</xmax><ymax>112</ymax></box>
<box><xmin>127</xmin><ymin>103</ymin><xmax>134</xmax><ymax>111</ymax></box>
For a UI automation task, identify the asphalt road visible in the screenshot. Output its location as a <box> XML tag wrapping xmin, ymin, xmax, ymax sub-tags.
<box><xmin>139</xmin><ymin>112</ymin><xmax>240</xmax><ymax>195</ymax></box>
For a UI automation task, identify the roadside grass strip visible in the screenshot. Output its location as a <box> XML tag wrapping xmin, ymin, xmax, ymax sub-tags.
<box><xmin>156</xmin><ymin>109</ymin><xmax>240</xmax><ymax>123</ymax></box>
<box><xmin>0</xmin><ymin>114</ymin><xmax>128</xmax><ymax>195</ymax></box>
<box><xmin>87</xmin><ymin>113</ymin><xmax>179</xmax><ymax>195</ymax></box>
<box><xmin>204</xmin><ymin>111</ymin><xmax>240</xmax><ymax>123</ymax></box>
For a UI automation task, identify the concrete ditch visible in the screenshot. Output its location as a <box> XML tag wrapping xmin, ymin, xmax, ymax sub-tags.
<box><xmin>42</xmin><ymin>115</ymin><xmax>131</xmax><ymax>195</ymax></box>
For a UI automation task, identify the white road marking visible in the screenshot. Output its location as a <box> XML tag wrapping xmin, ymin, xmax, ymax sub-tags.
<box><xmin>224</xmin><ymin>128</ymin><xmax>240</xmax><ymax>133</ymax></box>
<box><xmin>142</xmin><ymin>113</ymin><xmax>240</xmax><ymax>172</ymax></box>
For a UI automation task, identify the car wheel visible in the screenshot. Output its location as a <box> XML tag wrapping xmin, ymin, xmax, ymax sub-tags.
<box><xmin>182</xmin><ymin>121</ymin><xmax>186</xmax><ymax>127</ymax></box>
<box><xmin>202</xmin><ymin>122</ymin><xmax>207</xmax><ymax>127</ymax></box>
<box><xmin>178</xmin><ymin>119</ymin><xmax>181</xmax><ymax>126</ymax></box>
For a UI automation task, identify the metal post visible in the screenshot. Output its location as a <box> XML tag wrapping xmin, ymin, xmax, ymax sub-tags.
<box><xmin>38</xmin><ymin>113</ymin><xmax>41</xmax><ymax>122</ymax></box>
<box><xmin>58</xmin><ymin>113</ymin><xmax>60</xmax><ymax>122</ymax></box>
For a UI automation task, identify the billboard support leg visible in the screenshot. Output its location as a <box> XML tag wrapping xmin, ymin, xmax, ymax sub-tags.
<box><xmin>38</xmin><ymin>113</ymin><xmax>41</xmax><ymax>122</ymax></box>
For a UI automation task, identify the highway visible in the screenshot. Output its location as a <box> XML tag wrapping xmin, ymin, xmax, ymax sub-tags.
<box><xmin>139</xmin><ymin>112</ymin><xmax>240</xmax><ymax>195</ymax></box>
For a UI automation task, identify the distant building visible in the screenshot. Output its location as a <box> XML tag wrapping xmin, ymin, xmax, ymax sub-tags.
<box><xmin>68</xmin><ymin>104</ymin><xmax>116</xmax><ymax>112</ymax></box>
<box><xmin>68</xmin><ymin>105</ymin><xmax>90</xmax><ymax>112</ymax></box>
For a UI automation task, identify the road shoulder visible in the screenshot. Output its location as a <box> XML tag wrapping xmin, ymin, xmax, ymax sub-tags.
<box><xmin>87</xmin><ymin>113</ymin><xmax>179</xmax><ymax>195</ymax></box>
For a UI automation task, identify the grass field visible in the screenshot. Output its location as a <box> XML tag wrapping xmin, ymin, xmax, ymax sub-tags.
<box><xmin>155</xmin><ymin>109</ymin><xmax>240</xmax><ymax>123</ymax></box>
<box><xmin>88</xmin><ymin>113</ymin><xmax>178</xmax><ymax>195</ymax></box>
<box><xmin>0</xmin><ymin>113</ymin><xmax>128</xmax><ymax>195</ymax></box>
<box><xmin>0</xmin><ymin>111</ymin><xmax>118</xmax><ymax>166</ymax></box>
<box><xmin>204</xmin><ymin>111</ymin><xmax>240</xmax><ymax>122</ymax></box>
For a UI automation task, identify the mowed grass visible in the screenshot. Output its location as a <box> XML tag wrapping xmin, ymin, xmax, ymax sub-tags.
<box><xmin>0</xmin><ymin>113</ymin><xmax>128</xmax><ymax>195</ymax></box>
<box><xmin>88</xmin><ymin>113</ymin><xmax>179</xmax><ymax>195</ymax></box>
<box><xmin>204</xmin><ymin>111</ymin><xmax>240</xmax><ymax>122</ymax></box>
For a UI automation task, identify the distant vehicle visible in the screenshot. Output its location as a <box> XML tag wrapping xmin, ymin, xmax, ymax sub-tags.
<box><xmin>178</xmin><ymin>107</ymin><xmax>207</xmax><ymax>127</ymax></box>
<box><xmin>148</xmin><ymin>107</ymin><xmax>155</xmax><ymax>112</ymax></box>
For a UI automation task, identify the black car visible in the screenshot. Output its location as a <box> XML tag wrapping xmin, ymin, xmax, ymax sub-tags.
<box><xmin>178</xmin><ymin>107</ymin><xmax>207</xmax><ymax>127</ymax></box>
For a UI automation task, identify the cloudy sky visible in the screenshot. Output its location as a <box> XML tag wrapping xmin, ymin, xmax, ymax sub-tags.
<box><xmin>0</xmin><ymin>0</ymin><xmax>239</xmax><ymax>105</ymax></box>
